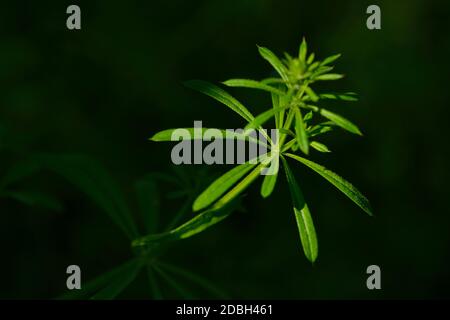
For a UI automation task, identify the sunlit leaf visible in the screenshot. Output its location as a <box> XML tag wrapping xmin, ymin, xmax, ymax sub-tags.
<box><xmin>223</xmin><ymin>79</ymin><xmax>285</xmax><ymax>95</ymax></box>
<box><xmin>185</xmin><ymin>80</ymin><xmax>254</xmax><ymax>122</ymax></box>
<box><xmin>304</xmin><ymin>86</ymin><xmax>319</xmax><ymax>102</ymax></box>
<box><xmin>311</xmin><ymin>66</ymin><xmax>333</xmax><ymax>78</ymax></box>
<box><xmin>307</xmin><ymin>53</ymin><xmax>315</xmax><ymax>65</ymax></box>
<box><xmin>307</xmin><ymin>123</ymin><xmax>334</xmax><ymax>137</ymax></box>
<box><xmin>304</xmin><ymin>111</ymin><xmax>313</xmax><ymax>122</ymax></box>
<box><xmin>150</xmin><ymin>128</ymin><xmax>266</xmax><ymax>148</ymax></box>
<box><xmin>271</xmin><ymin>91</ymin><xmax>281</xmax><ymax>128</ymax></box>
<box><xmin>257</xmin><ymin>46</ymin><xmax>289</xmax><ymax>82</ymax></box>
<box><xmin>245</xmin><ymin>105</ymin><xmax>289</xmax><ymax>130</ymax></box>
<box><xmin>310</xmin><ymin>141</ymin><xmax>331</xmax><ymax>153</ymax></box>
<box><xmin>193</xmin><ymin>163</ymin><xmax>257</xmax><ymax>212</ymax></box>
<box><xmin>314</xmin><ymin>74</ymin><xmax>344</xmax><ymax>81</ymax></box>
<box><xmin>281</xmin><ymin>157</ymin><xmax>318</xmax><ymax>263</ymax></box>
<box><xmin>319</xmin><ymin>109</ymin><xmax>362</xmax><ymax>135</ymax></box>
<box><xmin>137</xmin><ymin>164</ymin><xmax>265</xmax><ymax>243</ymax></box>
<box><xmin>294</xmin><ymin>108</ymin><xmax>309</xmax><ymax>155</ymax></box>
<box><xmin>260</xmin><ymin>78</ymin><xmax>286</xmax><ymax>85</ymax></box>
<box><xmin>321</xmin><ymin>53</ymin><xmax>341</xmax><ymax>66</ymax></box>
<box><xmin>285</xmin><ymin>153</ymin><xmax>372</xmax><ymax>216</ymax></box>
<box><xmin>260</xmin><ymin>156</ymin><xmax>279</xmax><ymax>198</ymax></box>
<box><xmin>299</xmin><ymin>37</ymin><xmax>307</xmax><ymax>63</ymax></box>
<box><xmin>319</xmin><ymin>92</ymin><xmax>358</xmax><ymax>101</ymax></box>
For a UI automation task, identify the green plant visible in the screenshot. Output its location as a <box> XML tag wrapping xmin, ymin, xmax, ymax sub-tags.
<box><xmin>141</xmin><ymin>38</ymin><xmax>372</xmax><ymax>263</ymax></box>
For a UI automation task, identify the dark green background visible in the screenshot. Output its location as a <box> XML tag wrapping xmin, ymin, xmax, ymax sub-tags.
<box><xmin>1</xmin><ymin>0</ymin><xmax>449</xmax><ymax>299</ymax></box>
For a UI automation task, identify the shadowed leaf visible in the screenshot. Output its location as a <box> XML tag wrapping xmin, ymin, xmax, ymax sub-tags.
<box><xmin>135</xmin><ymin>176</ymin><xmax>160</xmax><ymax>234</ymax></box>
<box><xmin>153</xmin><ymin>265</ymin><xmax>194</xmax><ymax>299</ymax></box>
<box><xmin>310</xmin><ymin>141</ymin><xmax>331</xmax><ymax>153</ymax></box>
<box><xmin>90</xmin><ymin>260</ymin><xmax>142</xmax><ymax>300</ymax></box>
<box><xmin>58</xmin><ymin>259</ymin><xmax>139</xmax><ymax>300</ymax></box>
<box><xmin>281</xmin><ymin>157</ymin><xmax>318</xmax><ymax>263</ymax></box>
<box><xmin>157</xmin><ymin>261</ymin><xmax>229</xmax><ymax>299</ymax></box>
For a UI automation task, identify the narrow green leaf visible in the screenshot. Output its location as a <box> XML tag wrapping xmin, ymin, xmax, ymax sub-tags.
<box><xmin>319</xmin><ymin>92</ymin><xmax>358</xmax><ymax>101</ymax></box>
<box><xmin>132</xmin><ymin>197</ymin><xmax>243</xmax><ymax>247</ymax></box>
<box><xmin>304</xmin><ymin>111</ymin><xmax>313</xmax><ymax>122</ymax></box>
<box><xmin>315</xmin><ymin>74</ymin><xmax>344</xmax><ymax>81</ymax></box>
<box><xmin>134</xmin><ymin>170</ymin><xmax>263</xmax><ymax>247</ymax></box>
<box><xmin>172</xmin><ymin>201</ymin><xmax>238</xmax><ymax>240</ymax></box>
<box><xmin>193</xmin><ymin>163</ymin><xmax>257</xmax><ymax>212</ymax></box>
<box><xmin>260</xmin><ymin>157</ymin><xmax>279</xmax><ymax>198</ymax></box>
<box><xmin>223</xmin><ymin>79</ymin><xmax>285</xmax><ymax>95</ymax></box>
<box><xmin>257</xmin><ymin>46</ymin><xmax>289</xmax><ymax>82</ymax></box>
<box><xmin>321</xmin><ymin>53</ymin><xmax>341</xmax><ymax>66</ymax></box>
<box><xmin>271</xmin><ymin>91</ymin><xmax>280</xmax><ymax>128</ymax></box>
<box><xmin>311</xmin><ymin>66</ymin><xmax>333</xmax><ymax>78</ymax></box>
<box><xmin>294</xmin><ymin>108</ymin><xmax>309</xmax><ymax>155</ymax></box>
<box><xmin>91</xmin><ymin>260</ymin><xmax>141</xmax><ymax>300</ymax></box>
<box><xmin>281</xmin><ymin>138</ymin><xmax>297</xmax><ymax>153</ymax></box>
<box><xmin>307</xmin><ymin>53</ymin><xmax>315</xmax><ymax>65</ymax></box>
<box><xmin>304</xmin><ymin>86</ymin><xmax>319</xmax><ymax>102</ymax></box>
<box><xmin>185</xmin><ymin>80</ymin><xmax>254</xmax><ymax>122</ymax></box>
<box><xmin>281</xmin><ymin>157</ymin><xmax>318</xmax><ymax>263</ymax></box>
<box><xmin>285</xmin><ymin>153</ymin><xmax>373</xmax><ymax>216</ymax></box>
<box><xmin>308</xmin><ymin>61</ymin><xmax>320</xmax><ymax>72</ymax></box>
<box><xmin>261</xmin><ymin>78</ymin><xmax>287</xmax><ymax>85</ymax></box>
<box><xmin>169</xmin><ymin>163</ymin><xmax>264</xmax><ymax>240</ymax></box>
<box><xmin>319</xmin><ymin>108</ymin><xmax>362</xmax><ymax>135</ymax></box>
<box><xmin>299</xmin><ymin>37</ymin><xmax>307</xmax><ymax>63</ymax></box>
<box><xmin>310</xmin><ymin>141</ymin><xmax>331</xmax><ymax>153</ymax></box>
<box><xmin>278</xmin><ymin>128</ymin><xmax>295</xmax><ymax>138</ymax></box>
<box><xmin>150</xmin><ymin>128</ymin><xmax>265</xmax><ymax>147</ymax></box>
<box><xmin>307</xmin><ymin>123</ymin><xmax>334</xmax><ymax>137</ymax></box>
<box><xmin>244</xmin><ymin>105</ymin><xmax>289</xmax><ymax>130</ymax></box>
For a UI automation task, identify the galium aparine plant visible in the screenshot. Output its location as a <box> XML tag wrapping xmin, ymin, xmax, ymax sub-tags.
<box><xmin>137</xmin><ymin>38</ymin><xmax>373</xmax><ymax>263</ymax></box>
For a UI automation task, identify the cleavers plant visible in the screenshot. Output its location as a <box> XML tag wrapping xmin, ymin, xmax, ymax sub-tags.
<box><xmin>136</xmin><ymin>38</ymin><xmax>372</xmax><ymax>263</ymax></box>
